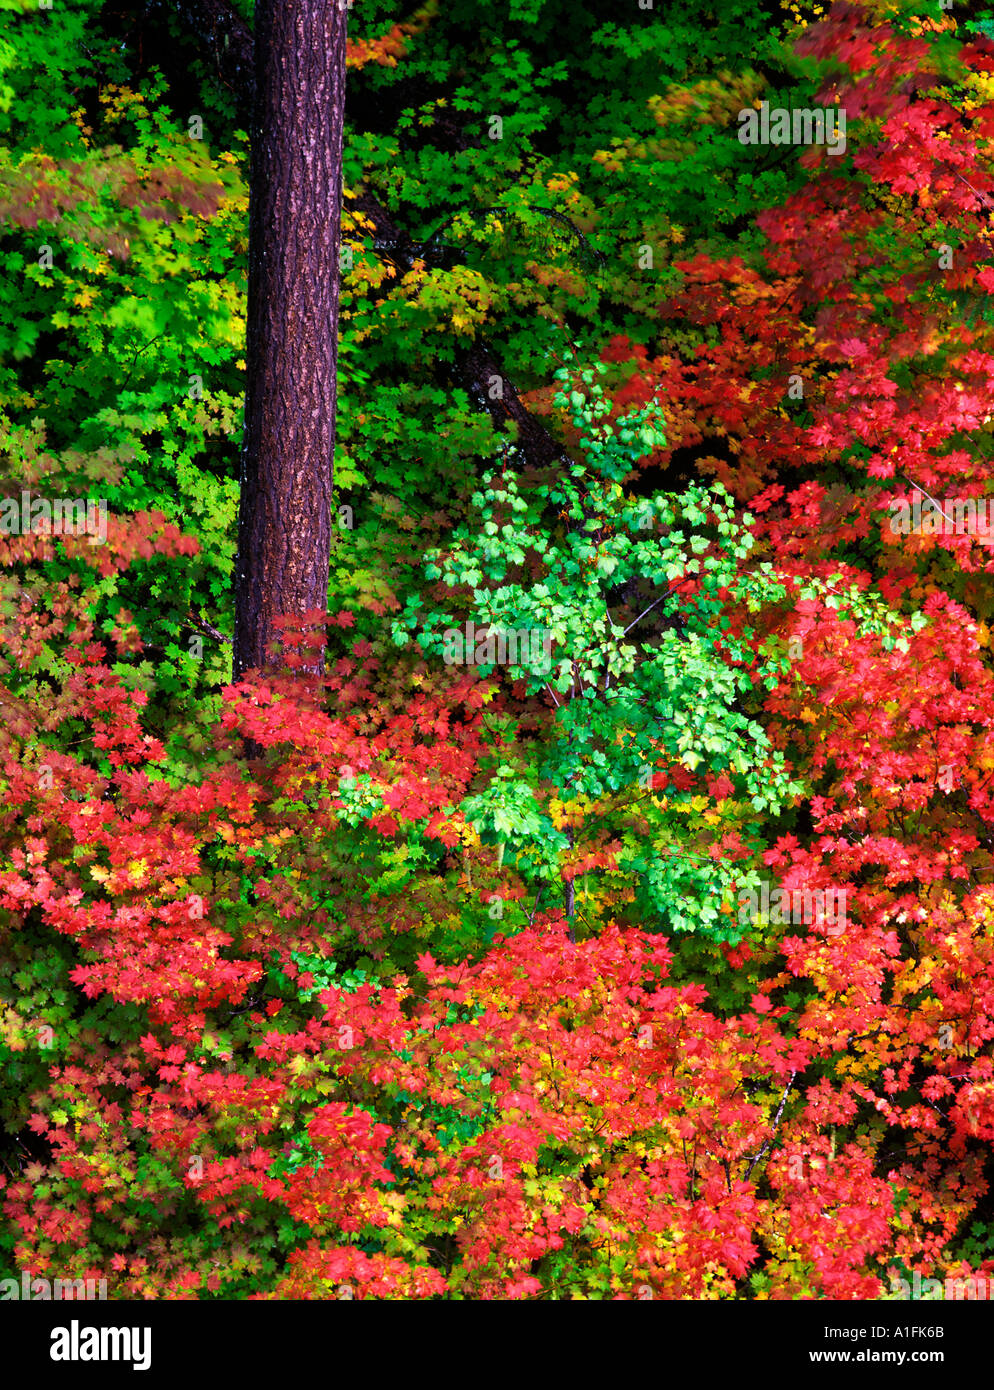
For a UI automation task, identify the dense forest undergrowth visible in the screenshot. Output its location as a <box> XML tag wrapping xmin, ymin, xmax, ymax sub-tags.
<box><xmin>3</xmin><ymin>0</ymin><xmax>994</xmax><ymax>1301</ymax></box>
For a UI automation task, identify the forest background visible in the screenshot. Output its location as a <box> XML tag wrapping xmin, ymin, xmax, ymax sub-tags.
<box><xmin>2</xmin><ymin>0</ymin><xmax>994</xmax><ymax>1301</ymax></box>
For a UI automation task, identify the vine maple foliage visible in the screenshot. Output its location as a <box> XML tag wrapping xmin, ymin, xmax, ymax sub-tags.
<box><xmin>5</xmin><ymin>0</ymin><xmax>994</xmax><ymax>1303</ymax></box>
<box><xmin>0</xmin><ymin>494</ymin><xmax>988</xmax><ymax>1298</ymax></box>
<box><xmin>599</xmin><ymin>1</ymin><xmax>994</xmax><ymax>1296</ymax></box>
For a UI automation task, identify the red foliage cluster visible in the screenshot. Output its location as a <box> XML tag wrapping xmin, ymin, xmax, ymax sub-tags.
<box><xmin>4</xmin><ymin>1</ymin><xmax>994</xmax><ymax>1301</ymax></box>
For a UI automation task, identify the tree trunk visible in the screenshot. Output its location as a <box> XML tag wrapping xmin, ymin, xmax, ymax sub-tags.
<box><xmin>234</xmin><ymin>0</ymin><xmax>347</xmax><ymax>678</ymax></box>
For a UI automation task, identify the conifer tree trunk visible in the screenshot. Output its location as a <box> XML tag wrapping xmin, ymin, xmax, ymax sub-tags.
<box><xmin>234</xmin><ymin>0</ymin><xmax>347</xmax><ymax>677</ymax></box>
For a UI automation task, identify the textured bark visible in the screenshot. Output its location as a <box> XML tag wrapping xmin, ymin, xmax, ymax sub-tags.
<box><xmin>233</xmin><ymin>0</ymin><xmax>347</xmax><ymax>678</ymax></box>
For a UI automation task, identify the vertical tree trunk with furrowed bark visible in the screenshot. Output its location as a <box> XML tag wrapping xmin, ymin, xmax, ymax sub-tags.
<box><xmin>233</xmin><ymin>0</ymin><xmax>347</xmax><ymax>678</ymax></box>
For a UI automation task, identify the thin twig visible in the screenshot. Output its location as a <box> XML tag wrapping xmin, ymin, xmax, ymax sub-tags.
<box><xmin>623</xmin><ymin>592</ymin><xmax>669</xmax><ymax>635</ymax></box>
<box><xmin>745</xmin><ymin>1070</ymin><xmax>797</xmax><ymax>1180</ymax></box>
<box><xmin>187</xmin><ymin>608</ymin><xmax>234</xmax><ymax>646</ymax></box>
<box><xmin>527</xmin><ymin>882</ymin><xmax>544</xmax><ymax>927</ymax></box>
<box><xmin>900</xmin><ymin>475</ymin><xmax>957</xmax><ymax>531</ymax></box>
